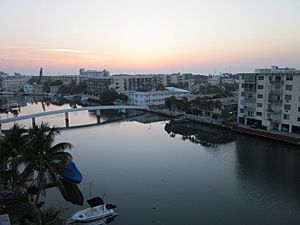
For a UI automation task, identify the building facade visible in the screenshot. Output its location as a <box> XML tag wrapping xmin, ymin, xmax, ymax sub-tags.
<box><xmin>87</xmin><ymin>77</ymin><xmax>112</xmax><ymax>95</ymax></box>
<box><xmin>2</xmin><ymin>75</ymin><xmax>27</xmax><ymax>92</ymax></box>
<box><xmin>123</xmin><ymin>87</ymin><xmax>190</xmax><ymax>106</ymax></box>
<box><xmin>238</xmin><ymin>66</ymin><xmax>300</xmax><ymax>133</ymax></box>
<box><xmin>79</xmin><ymin>68</ymin><xmax>110</xmax><ymax>77</ymax></box>
<box><xmin>109</xmin><ymin>73</ymin><xmax>185</xmax><ymax>92</ymax></box>
<box><xmin>42</xmin><ymin>75</ymin><xmax>88</xmax><ymax>85</ymax></box>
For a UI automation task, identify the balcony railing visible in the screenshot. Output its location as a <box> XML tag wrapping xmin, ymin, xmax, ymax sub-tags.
<box><xmin>268</xmin><ymin>99</ymin><xmax>282</xmax><ymax>105</ymax></box>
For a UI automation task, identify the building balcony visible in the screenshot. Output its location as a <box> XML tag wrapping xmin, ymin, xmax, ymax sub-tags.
<box><xmin>267</xmin><ymin>109</ymin><xmax>282</xmax><ymax>115</ymax></box>
<box><xmin>269</xmin><ymin>80</ymin><xmax>283</xmax><ymax>84</ymax></box>
<box><xmin>269</xmin><ymin>90</ymin><xmax>283</xmax><ymax>95</ymax></box>
<box><xmin>268</xmin><ymin>99</ymin><xmax>283</xmax><ymax>105</ymax></box>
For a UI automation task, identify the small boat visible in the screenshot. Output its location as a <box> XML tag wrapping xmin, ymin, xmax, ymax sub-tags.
<box><xmin>71</xmin><ymin>197</ymin><xmax>117</xmax><ymax>222</ymax></box>
<box><xmin>171</xmin><ymin>114</ymin><xmax>188</xmax><ymax>123</ymax></box>
<box><xmin>59</xmin><ymin>161</ymin><xmax>83</xmax><ymax>184</ymax></box>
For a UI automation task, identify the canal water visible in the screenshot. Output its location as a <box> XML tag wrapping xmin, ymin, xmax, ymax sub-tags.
<box><xmin>1</xmin><ymin>96</ymin><xmax>300</xmax><ymax>225</ymax></box>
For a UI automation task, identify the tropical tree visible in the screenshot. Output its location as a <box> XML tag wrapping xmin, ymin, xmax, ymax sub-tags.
<box><xmin>22</xmin><ymin>206</ymin><xmax>64</xmax><ymax>225</ymax></box>
<box><xmin>100</xmin><ymin>90</ymin><xmax>118</xmax><ymax>105</ymax></box>
<box><xmin>19</xmin><ymin>122</ymin><xmax>72</xmax><ymax>203</ymax></box>
<box><xmin>0</xmin><ymin>123</ymin><xmax>28</xmax><ymax>190</ymax></box>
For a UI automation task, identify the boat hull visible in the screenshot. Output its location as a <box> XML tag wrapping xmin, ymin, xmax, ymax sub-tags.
<box><xmin>71</xmin><ymin>204</ymin><xmax>115</xmax><ymax>222</ymax></box>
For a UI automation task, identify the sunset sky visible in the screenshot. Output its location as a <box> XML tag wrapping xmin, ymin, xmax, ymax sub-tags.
<box><xmin>1</xmin><ymin>0</ymin><xmax>300</xmax><ymax>75</ymax></box>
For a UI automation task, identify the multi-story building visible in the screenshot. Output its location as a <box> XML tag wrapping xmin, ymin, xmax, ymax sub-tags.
<box><xmin>123</xmin><ymin>87</ymin><xmax>190</xmax><ymax>106</ymax></box>
<box><xmin>109</xmin><ymin>73</ymin><xmax>185</xmax><ymax>92</ymax></box>
<box><xmin>2</xmin><ymin>75</ymin><xmax>27</xmax><ymax>93</ymax></box>
<box><xmin>87</xmin><ymin>77</ymin><xmax>112</xmax><ymax>95</ymax></box>
<box><xmin>41</xmin><ymin>75</ymin><xmax>88</xmax><ymax>85</ymax></box>
<box><xmin>208</xmin><ymin>75</ymin><xmax>221</xmax><ymax>85</ymax></box>
<box><xmin>79</xmin><ymin>68</ymin><xmax>110</xmax><ymax>77</ymax></box>
<box><xmin>238</xmin><ymin>66</ymin><xmax>300</xmax><ymax>133</ymax></box>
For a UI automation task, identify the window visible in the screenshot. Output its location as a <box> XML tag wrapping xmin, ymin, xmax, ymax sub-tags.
<box><xmin>258</xmin><ymin>76</ymin><xmax>264</xmax><ymax>80</ymax></box>
<box><xmin>286</xmin><ymin>85</ymin><xmax>293</xmax><ymax>91</ymax></box>
<box><xmin>298</xmin><ymin>117</ymin><xmax>300</xmax><ymax>122</ymax></box>
<box><xmin>256</xmin><ymin>112</ymin><xmax>262</xmax><ymax>116</ymax></box>
<box><xmin>241</xmin><ymin>100</ymin><xmax>244</xmax><ymax>105</ymax></box>
<box><xmin>286</xmin><ymin>75</ymin><xmax>293</xmax><ymax>81</ymax></box>
<box><xmin>285</xmin><ymin>95</ymin><xmax>292</xmax><ymax>101</ymax></box>
<box><xmin>283</xmin><ymin>114</ymin><xmax>290</xmax><ymax>120</ymax></box>
<box><xmin>258</xmin><ymin>85</ymin><xmax>264</xmax><ymax>89</ymax></box>
<box><xmin>298</xmin><ymin>107</ymin><xmax>300</xmax><ymax>112</ymax></box>
<box><xmin>240</xmin><ymin>108</ymin><xmax>244</xmax><ymax>113</ymax></box>
<box><xmin>257</xmin><ymin>94</ymin><xmax>263</xmax><ymax>98</ymax></box>
<box><xmin>241</xmin><ymin>92</ymin><xmax>246</xmax><ymax>97</ymax></box>
<box><xmin>257</xmin><ymin>103</ymin><xmax>263</xmax><ymax>107</ymax></box>
<box><xmin>284</xmin><ymin>104</ymin><xmax>291</xmax><ymax>110</ymax></box>
<box><xmin>248</xmin><ymin>111</ymin><xmax>254</xmax><ymax>117</ymax></box>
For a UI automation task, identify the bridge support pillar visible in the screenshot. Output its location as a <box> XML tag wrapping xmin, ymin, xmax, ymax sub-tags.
<box><xmin>278</xmin><ymin>123</ymin><xmax>282</xmax><ymax>131</ymax></box>
<box><xmin>65</xmin><ymin>112</ymin><xmax>69</xmax><ymax>128</ymax></box>
<box><xmin>32</xmin><ymin>118</ymin><xmax>36</xmax><ymax>127</ymax></box>
<box><xmin>96</xmin><ymin>110</ymin><xmax>101</xmax><ymax>124</ymax></box>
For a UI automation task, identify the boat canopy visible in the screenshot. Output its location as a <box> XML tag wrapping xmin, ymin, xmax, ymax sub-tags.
<box><xmin>87</xmin><ymin>197</ymin><xmax>104</xmax><ymax>207</ymax></box>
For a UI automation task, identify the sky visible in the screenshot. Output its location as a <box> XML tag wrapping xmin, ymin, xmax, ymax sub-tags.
<box><xmin>0</xmin><ymin>0</ymin><xmax>300</xmax><ymax>75</ymax></box>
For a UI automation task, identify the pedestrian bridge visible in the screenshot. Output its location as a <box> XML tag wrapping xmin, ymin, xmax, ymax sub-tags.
<box><xmin>0</xmin><ymin>105</ymin><xmax>148</xmax><ymax>127</ymax></box>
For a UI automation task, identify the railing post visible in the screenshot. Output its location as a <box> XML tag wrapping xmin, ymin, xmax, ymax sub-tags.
<box><xmin>96</xmin><ymin>110</ymin><xmax>101</xmax><ymax>124</ymax></box>
<box><xmin>32</xmin><ymin>118</ymin><xmax>36</xmax><ymax>127</ymax></box>
<box><xmin>65</xmin><ymin>112</ymin><xmax>69</xmax><ymax>128</ymax></box>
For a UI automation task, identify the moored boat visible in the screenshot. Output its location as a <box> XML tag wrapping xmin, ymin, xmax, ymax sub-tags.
<box><xmin>59</xmin><ymin>161</ymin><xmax>83</xmax><ymax>184</ymax></box>
<box><xmin>71</xmin><ymin>197</ymin><xmax>117</xmax><ymax>222</ymax></box>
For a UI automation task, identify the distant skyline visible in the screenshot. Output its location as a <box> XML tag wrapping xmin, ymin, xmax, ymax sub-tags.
<box><xmin>1</xmin><ymin>0</ymin><xmax>300</xmax><ymax>75</ymax></box>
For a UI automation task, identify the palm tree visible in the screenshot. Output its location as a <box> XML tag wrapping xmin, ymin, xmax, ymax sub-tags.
<box><xmin>0</xmin><ymin>123</ymin><xmax>28</xmax><ymax>190</ymax></box>
<box><xmin>22</xmin><ymin>206</ymin><xmax>64</xmax><ymax>225</ymax></box>
<box><xmin>19</xmin><ymin>122</ymin><xmax>72</xmax><ymax>203</ymax></box>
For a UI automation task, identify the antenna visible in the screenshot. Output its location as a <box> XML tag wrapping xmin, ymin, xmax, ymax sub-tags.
<box><xmin>89</xmin><ymin>181</ymin><xmax>93</xmax><ymax>198</ymax></box>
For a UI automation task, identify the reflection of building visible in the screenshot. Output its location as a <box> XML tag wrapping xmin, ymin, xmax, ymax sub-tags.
<box><xmin>235</xmin><ymin>135</ymin><xmax>300</xmax><ymax>207</ymax></box>
<box><xmin>124</xmin><ymin>87</ymin><xmax>190</xmax><ymax>106</ymax></box>
<box><xmin>238</xmin><ymin>66</ymin><xmax>300</xmax><ymax>133</ymax></box>
<box><xmin>128</xmin><ymin>113</ymin><xmax>166</xmax><ymax>124</ymax></box>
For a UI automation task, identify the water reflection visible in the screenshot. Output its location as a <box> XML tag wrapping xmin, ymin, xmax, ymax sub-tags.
<box><xmin>235</xmin><ymin>135</ymin><xmax>300</xmax><ymax>207</ymax></box>
<box><xmin>164</xmin><ymin>121</ymin><xmax>236</xmax><ymax>147</ymax></box>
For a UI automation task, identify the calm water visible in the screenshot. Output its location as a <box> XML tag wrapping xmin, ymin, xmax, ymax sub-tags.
<box><xmin>2</xmin><ymin>96</ymin><xmax>300</xmax><ymax>225</ymax></box>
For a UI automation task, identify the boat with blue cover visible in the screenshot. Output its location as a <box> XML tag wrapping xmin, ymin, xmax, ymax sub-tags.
<box><xmin>59</xmin><ymin>160</ymin><xmax>83</xmax><ymax>184</ymax></box>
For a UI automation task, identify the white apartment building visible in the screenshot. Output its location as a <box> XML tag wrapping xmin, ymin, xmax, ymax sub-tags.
<box><xmin>123</xmin><ymin>87</ymin><xmax>190</xmax><ymax>106</ymax></box>
<box><xmin>221</xmin><ymin>78</ymin><xmax>235</xmax><ymax>85</ymax></box>
<box><xmin>238</xmin><ymin>66</ymin><xmax>300</xmax><ymax>133</ymax></box>
<box><xmin>2</xmin><ymin>75</ymin><xmax>27</xmax><ymax>92</ymax></box>
<box><xmin>208</xmin><ymin>75</ymin><xmax>221</xmax><ymax>85</ymax></box>
<box><xmin>23</xmin><ymin>84</ymin><xmax>33</xmax><ymax>93</ymax></box>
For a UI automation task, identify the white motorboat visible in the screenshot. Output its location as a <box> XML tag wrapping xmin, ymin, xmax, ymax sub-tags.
<box><xmin>71</xmin><ymin>197</ymin><xmax>117</xmax><ymax>222</ymax></box>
